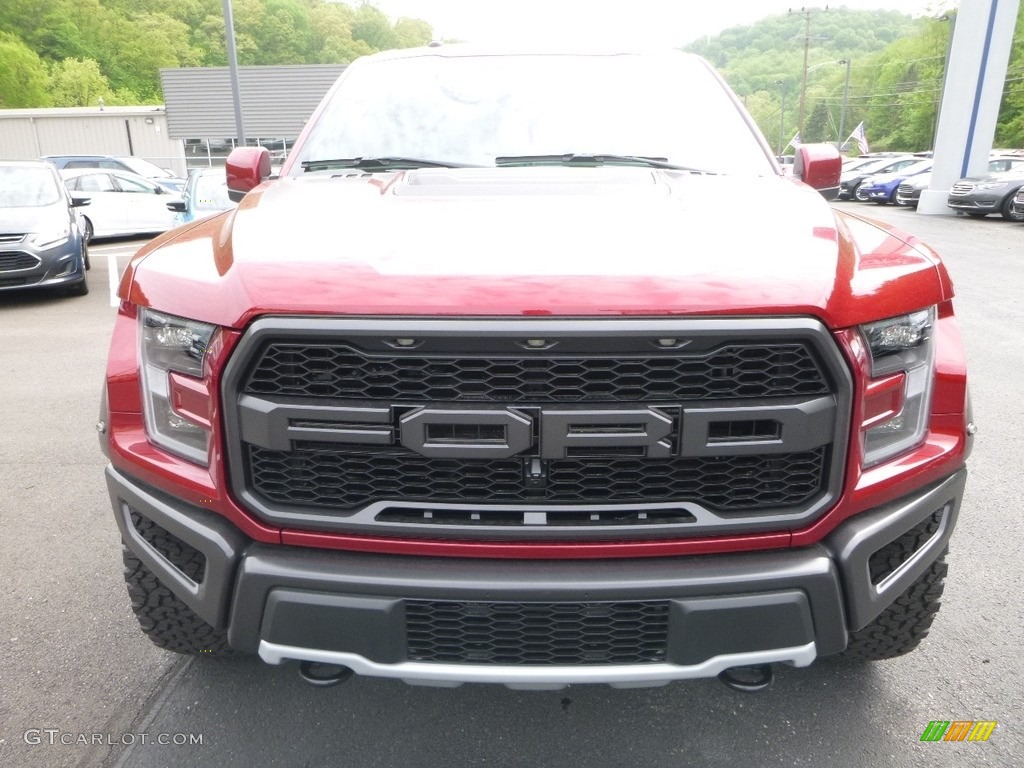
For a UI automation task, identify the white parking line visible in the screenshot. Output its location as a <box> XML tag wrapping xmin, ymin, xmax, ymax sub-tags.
<box><xmin>90</xmin><ymin>240</ymin><xmax>146</xmax><ymax>308</ymax></box>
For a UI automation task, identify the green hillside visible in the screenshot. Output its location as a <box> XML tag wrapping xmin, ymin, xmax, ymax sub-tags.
<box><xmin>685</xmin><ymin>6</ymin><xmax>1024</xmax><ymax>152</ymax></box>
<box><xmin>0</xmin><ymin>0</ymin><xmax>432</xmax><ymax>107</ymax></box>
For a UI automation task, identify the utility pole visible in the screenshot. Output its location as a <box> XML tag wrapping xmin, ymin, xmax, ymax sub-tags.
<box><xmin>791</xmin><ymin>7</ymin><xmax>828</xmax><ymax>139</ymax></box>
<box><xmin>838</xmin><ymin>58</ymin><xmax>851</xmax><ymax>148</ymax></box>
<box><xmin>223</xmin><ymin>0</ymin><xmax>246</xmax><ymax>148</ymax></box>
<box><xmin>776</xmin><ymin>80</ymin><xmax>787</xmax><ymax>157</ymax></box>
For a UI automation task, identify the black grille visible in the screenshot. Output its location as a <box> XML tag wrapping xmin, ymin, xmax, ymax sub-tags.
<box><xmin>0</xmin><ymin>251</ymin><xmax>39</xmax><ymax>272</ymax></box>
<box><xmin>247</xmin><ymin>445</ymin><xmax>827</xmax><ymax>512</ymax></box>
<box><xmin>243</xmin><ymin>342</ymin><xmax>829</xmax><ymax>402</ymax></box>
<box><xmin>405</xmin><ymin>600</ymin><xmax>669</xmax><ymax>664</ymax></box>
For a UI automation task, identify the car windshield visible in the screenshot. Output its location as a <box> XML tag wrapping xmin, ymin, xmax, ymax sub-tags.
<box><xmin>899</xmin><ymin>159</ymin><xmax>932</xmax><ymax>176</ymax></box>
<box><xmin>119</xmin><ymin>157</ymin><xmax>174</xmax><ymax>178</ymax></box>
<box><xmin>0</xmin><ymin>166</ymin><xmax>61</xmax><ymax>207</ymax></box>
<box><xmin>291</xmin><ymin>51</ymin><xmax>775</xmax><ymax>177</ymax></box>
<box><xmin>193</xmin><ymin>174</ymin><xmax>233</xmax><ymax>210</ymax></box>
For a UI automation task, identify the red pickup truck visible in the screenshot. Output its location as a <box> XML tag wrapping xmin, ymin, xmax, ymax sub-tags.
<box><xmin>100</xmin><ymin>47</ymin><xmax>971</xmax><ymax>690</ymax></box>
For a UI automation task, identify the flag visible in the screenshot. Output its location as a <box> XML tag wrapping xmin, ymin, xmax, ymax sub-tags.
<box><xmin>785</xmin><ymin>132</ymin><xmax>802</xmax><ymax>151</ymax></box>
<box><xmin>849</xmin><ymin>122</ymin><xmax>869</xmax><ymax>154</ymax></box>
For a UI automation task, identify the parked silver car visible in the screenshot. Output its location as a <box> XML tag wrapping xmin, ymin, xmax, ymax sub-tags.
<box><xmin>897</xmin><ymin>157</ymin><xmax>1024</xmax><ymax>208</ymax></box>
<box><xmin>0</xmin><ymin>161</ymin><xmax>90</xmax><ymax>296</ymax></box>
<box><xmin>946</xmin><ymin>157</ymin><xmax>1024</xmax><ymax>221</ymax></box>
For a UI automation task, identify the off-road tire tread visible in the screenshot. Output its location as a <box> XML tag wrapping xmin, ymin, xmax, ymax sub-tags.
<box><xmin>841</xmin><ymin>548</ymin><xmax>947</xmax><ymax>662</ymax></box>
<box><xmin>122</xmin><ymin>545</ymin><xmax>231</xmax><ymax>655</ymax></box>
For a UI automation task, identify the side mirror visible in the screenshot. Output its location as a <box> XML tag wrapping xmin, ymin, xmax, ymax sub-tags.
<box><xmin>70</xmin><ymin>195</ymin><xmax>91</xmax><ymax>208</ymax></box>
<box><xmin>226</xmin><ymin>146</ymin><xmax>272</xmax><ymax>202</ymax></box>
<box><xmin>166</xmin><ymin>199</ymin><xmax>187</xmax><ymax>213</ymax></box>
<box><xmin>793</xmin><ymin>144</ymin><xmax>842</xmax><ymax>200</ymax></box>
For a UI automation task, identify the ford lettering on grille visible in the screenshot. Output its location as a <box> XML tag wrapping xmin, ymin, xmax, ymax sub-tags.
<box><xmin>237</xmin><ymin>397</ymin><xmax>835</xmax><ymax>459</ymax></box>
<box><xmin>222</xmin><ymin>318</ymin><xmax>852</xmax><ymax>537</ymax></box>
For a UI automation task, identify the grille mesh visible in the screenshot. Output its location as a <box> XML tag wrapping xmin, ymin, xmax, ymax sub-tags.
<box><xmin>247</xmin><ymin>445</ymin><xmax>827</xmax><ymax>512</ymax></box>
<box><xmin>243</xmin><ymin>342</ymin><xmax>829</xmax><ymax>402</ymax></box>
<box><xmin>0</xmin><ymin>251</ymin><xmax>39</xmax><ymax>272</ymax></box>
<box><xmin>405</xmin><ymin>600</ymin><xmax>669</xmax><ymax>664</ymax></box>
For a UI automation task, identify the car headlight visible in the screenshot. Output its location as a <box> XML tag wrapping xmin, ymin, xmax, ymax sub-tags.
<box><xmin>139</xmin><ymin>309</ymin><xmax>217</xmax><ymax>464</ymax></box>
<box><xmin>859</xmin><ymin>307</ymin><xmax>935</xmax><ymax>467</ymax></box>
<box><xmin>975</xmin><ymin>181</ymin><xmax>1009</xmax><ymax>191</ymax></box>
<box><xmin>31</xmin><ymin>225</ymin><xmax>71</xmax><ymax>249</ymax></box>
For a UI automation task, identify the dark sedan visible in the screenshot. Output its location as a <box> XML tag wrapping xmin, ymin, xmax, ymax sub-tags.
<box><xmin>0</xmin><ymin>161</ymin><xmax>90</xmax><ymax>296</ymax></box>
<box><xmin>947</xmin><ymin>167</ymin><xmax>1024</xmax><ymax>221</ymax></box>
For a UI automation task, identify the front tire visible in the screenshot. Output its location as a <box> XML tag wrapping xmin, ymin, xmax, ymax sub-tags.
<box><xmin>122</xmin><ymin>525</ymin><xmax>231</xmax><ymax>655</ymax></box>
<box><xmin>841</xmin><ymin>549</ymin><xmax>947</xmax><ymax>661</ymax></box>
<box><xmin>853</xmin><ymin>183</ymin><xmax>869</xmax><ymax>202</ymax></box>
<box><xmin>1001</xmin><ymin>191</ymin><xmax>1024</xmax><ymax>222</ymax></box>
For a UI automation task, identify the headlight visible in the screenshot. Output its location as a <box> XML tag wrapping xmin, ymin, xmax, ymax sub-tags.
<box><xmin>859</xmin><ymin>308</ymin><xmax>936</xmax><ymax>467</ymax></box>
<box><xmin>975</xmin><ymin>181</ymin><xmax>1009</xmax><ymax>191</ymax></box>
<box><xmin>139</xmin><ymin>309</ymin><xmax>217</xmax><ymax>464</ymax></box>
<box><xmin>31</xmin><ymin>225</ymin><xmax>71</xmax><ymax>249</ymax></box>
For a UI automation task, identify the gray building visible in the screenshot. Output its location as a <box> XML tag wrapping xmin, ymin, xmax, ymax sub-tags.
<box><xmin>0</xmin><ymin>106</ymin><xmax>186</xmax><ymax>176</ymax></box>
<box><xmin>0</xmin><ymin>65</ymin><xmax>345</xmax><ymax>174</ymax></box>
<box><xmin>159</xmin><ymin>65</ymin><xmax>346</xmax><ymax>164</ymax></box>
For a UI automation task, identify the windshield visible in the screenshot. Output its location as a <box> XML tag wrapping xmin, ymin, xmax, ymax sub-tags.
<box><xmin>899</xmin><ymin>159</ymin><xmax>932</xmax><ymax>176</ymax></box>
<box><xmin>120</xmin><ymin>157</ymin><xmax>174</xmax><ymax>178</ymax></box>
<box><xmin>291</xmin><ymin>51</ymin><xmax>775</xmax><ymax>176</ymax></box>
<box><xmin>193</xmin><ymin>173</ymin><xmax>233</xmax><ymax>210</ymax></box>
<box><xmin>0</xmin><ymin>166</ymin><xmax>62</xmax><ymax>208</ymax></box>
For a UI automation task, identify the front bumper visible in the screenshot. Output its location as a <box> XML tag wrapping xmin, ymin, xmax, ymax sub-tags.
<box><xmin>947</xmin><ymin>195</ymin><xmax>1001</xmax><ymax>213</ymax></box>
<box><xmin>107</xmin><ymin>465</ymin><xmax>966</xmax><ymax>687</ymax></box>
<box><xmin>0</xmin><ymin>236</ymin><xmax>84</xmax><ymax>292</ymax></box>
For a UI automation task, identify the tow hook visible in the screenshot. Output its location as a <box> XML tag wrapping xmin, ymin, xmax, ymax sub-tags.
<box><xmin>717</xmin><ymin>664</ymin><xmax>774</xmax><ymax>693</ymax></box>
<box><xmin>298</xmin><ymin>661</ymin><xmax>354</xmax><ymax>688</ymax></box>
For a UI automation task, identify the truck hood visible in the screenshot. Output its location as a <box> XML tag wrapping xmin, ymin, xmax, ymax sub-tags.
<box><xmin>124</xmin><ymin>167</ymin><xmax>951</xmax><ymax>330</ymax></box>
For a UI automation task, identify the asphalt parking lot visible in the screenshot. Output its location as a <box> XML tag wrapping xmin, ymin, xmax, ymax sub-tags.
<box><xmin>1</xmin><ymin>203</ymin><xmax>1021</xmax><ymax>767</ymax></box>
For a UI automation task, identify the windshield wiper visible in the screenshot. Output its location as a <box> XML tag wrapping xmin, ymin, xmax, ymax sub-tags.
<box><xmin>300</xmin><ymin>156</ymin><xmax>480</xmax><ymax>172</ymax></box>
<box><xmin>494</xmin><ymin>154</ymin><xmax>715</xmax><ymax>173</ymax></box>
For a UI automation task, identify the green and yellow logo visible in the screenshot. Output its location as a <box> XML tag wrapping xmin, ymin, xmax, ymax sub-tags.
<box><xmin>920</xmin><ymin>721</ymin><xmax>997</xmax><ymax>742</ymax></box>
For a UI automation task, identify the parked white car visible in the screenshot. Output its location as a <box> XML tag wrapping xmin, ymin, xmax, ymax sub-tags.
<box><xmin>59</xmin><ymin>169</ymin><xmax>180</xmax><ymax>240</ymax></box>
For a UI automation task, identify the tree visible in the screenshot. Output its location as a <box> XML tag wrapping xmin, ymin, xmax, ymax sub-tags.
<box><xmin>804</xmin><ymin>101</ymin><xmax>832</xmax><ymax>143</ymax></box>
<box><xmin>352</xmin><ymin>3</ymin><xmax>399</xmax><ymax>50</ymax></box>
<box><xmin>49</xmin><ymin>58</ymin><xmax>113</xmax><ymax>107</ymax></box>
<box><xmin>0</xmin><ymin>32</ymin><xmax>51</xmax><ymax>107</ymax></box>
<box><xmin>395</xmin><ymin>17</ymin><xmax>433</xmax><ymax>48</ymax></box>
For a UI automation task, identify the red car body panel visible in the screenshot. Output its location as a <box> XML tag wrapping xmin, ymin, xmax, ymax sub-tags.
<box><xmin>105</xmin><ymin>168</ymin><xmax>969</xmax><ymax>559</ymax></box>
<box><xmin>117</xmin><ymin>171</ymin><xmax>950</xmax><ymax>332</ymax></box>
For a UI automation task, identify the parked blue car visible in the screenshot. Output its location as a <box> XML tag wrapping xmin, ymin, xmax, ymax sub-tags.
<box><xmin>166</xmin><ymin>167</ymin><xmax>236</xmax><ymax>224</ymax></box>
<box><xmin>860</xmin><ymin>159</ymin><xmax>932</xmax><ymax>205</ymax></box>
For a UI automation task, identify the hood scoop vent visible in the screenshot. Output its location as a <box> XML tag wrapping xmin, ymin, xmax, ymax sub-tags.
<box><xmin>394</xmin><ymin>166</ymin><xmax>664</xmax><ymax>198</ymax></box>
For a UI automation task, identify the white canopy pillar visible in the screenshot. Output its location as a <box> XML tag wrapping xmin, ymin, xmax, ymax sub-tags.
<box><xmin>918</xmin><ymin>0</ymin><xmax>1021</xmax><ymax>215</ymax></box>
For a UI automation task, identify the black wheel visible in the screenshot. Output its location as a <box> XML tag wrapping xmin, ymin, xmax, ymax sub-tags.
<box><xmin>841</xmin><ymin>549</ymin><xmax>947</xmax><ymax>661</ymax></box>
<box><xmin>853</xmin><ymin>182</ymin><xmax>869</xmax><ymax>202</ymax></box>
<box><xmin>83</xmin><ymin>243</ymin><xmax>90</xmax><ymax>271</ymax></box>
<box><xmin>122</xmin><ymin>519</ymin><xmax>230</xmax><ymax>655</ymax></box>
<box><xmin>82</xmin><ymin>216</ymin><xmax>93</xmax><ymax>243</ymax></box>
<box><xmin>1001</xmin><ymin>190</ymin><xmax>1024</xmax><ymax>222</ymax></box>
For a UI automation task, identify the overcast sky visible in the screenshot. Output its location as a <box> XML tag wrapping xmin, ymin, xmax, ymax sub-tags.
<box><xmin>356</xmin><ymin>1</ymin><xmax>957</xmax><ymax>48</ymax></box>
